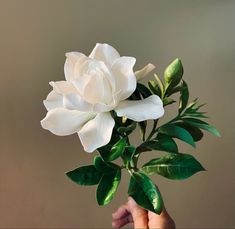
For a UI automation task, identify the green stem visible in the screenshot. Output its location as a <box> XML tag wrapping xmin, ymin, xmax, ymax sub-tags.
<box><xmin>156</xmin><ymin>115</ymin><xmax>181</xmax><ymax>131</ymax></box>
<box><xmin>126</xmin><ymin>136</ymin><xmax>130</xmax><ymax>145</ymax></box>
<box><xmin>146</xmin><ymin>119</ymin><xmax>159</xmax><ymax>141</ymax></box>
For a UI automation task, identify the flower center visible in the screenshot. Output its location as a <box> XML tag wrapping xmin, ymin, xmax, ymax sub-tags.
<box><xmin>82</xmin><ymin>59</ymin><xmax>114</xmax><ymax>105</ymax></box>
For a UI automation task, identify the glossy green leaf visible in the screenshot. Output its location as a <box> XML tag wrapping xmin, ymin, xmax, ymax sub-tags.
<box><xmin>117</xmin><ymin>122</ymin><xmax>137</xmax><ymax>135</ymax></box>
<box><xmin>130</xmin><ymin>88</ymin><xmax>142</xmax><ymax>100</ymax></box>
<box><xmin>163</xmin><ymin>97</ymin><xmax>176</xmax><ymax>106</ymax></box>
<box><xmin>166</xmin><ymin>84</ymin><xmax>187</xmax><ymax>96</ymax></box>
<box><xmin>66</xmin><ymin>165</ymin><xmax>102</xmax><ymax>185</ymax></box>
<box><xmin>122</xmin><ymin>146</ymin><xmax>136</xmax><ymax>161</ymax></box>
<box><xmin>184</xmin><ymin>112</ymin><xmax>209</xmax><ymax>119</ymax></box>
<box><xmin>174</xmin><ymin>122</ymin><xmax>203</xmax><ymax>142</ymax></box>
<box><xmin>137</xmin><ymin>83</ymin><xmax>152</xmax><ymax>98</ymax></box>
<box><xmin>154</xmin><ymin>74</ymin><xmax>164</xmax><ymax>96</ymax></box>
<box><xmin>183</xmin><ymin>118</ymin><xmax>221</xmax><ymax>137</ymax></box>
<box><xmin>158</xmin><ymin>124</ymin><xmax>196</xmax><ymax>147</ymax></box>
<box><xmin>128</xmin><ymin>172</ymin><xmax>163</xmax><ymax>214</ymax></box>
<box><xmin>164</xmin><ymin>58</ymin><xmax>183</xmax><ymax>91</ymax></box>
<box><xmin>109</xmin><ymin>138</ymin><xmax>127</xmax><ymax>161</ymax></box>
<box><xmin>96</xmin><ymin>169</ymin><xmax>121</xmax><ymax>205</ymax></box>
<box><xmin>98</xmin><ymin>138</ymin><xmax>126</xmax><ymax>162</ymax></box>
<box><xmin>157</xmin><ymin>133</ymin><xmax>179</xmax><ymax>152</ymax></box>
<box><xmin>148</xmin><ymin>80</ymin><xmax>161</xmax><ymax>97</ymax></box>
<box><xmin>128</xmin><ymin>177</ymin><xmax>155</xmax><ymax>212</ymax></box>
<box><xmin>141</xmin><ymin>153</ymin><xmax>205</xmax><ymax>180</ymax></box>
<box><xmin>97</xmin><ymin>131</ymin><xmax>120</xmax><ymax>159</ymax></box>
<box><xmin>93</xmin><ymin>156</ymin><xmax>115</xmax><ymax>173</ymax></box>
<box><xmin>179</xmin><ymin>80</ymin><xmax>189</xmax><ymax>114</ymax></box>
<box><xmin>185</xmin><ymin>98</ymin><xmax>199</xmax><ymax>111</ymax></box>
<box><xmin>141</xmin><ymin>134</ymin><xmax>178</xmax><ymax>153</ymax></box>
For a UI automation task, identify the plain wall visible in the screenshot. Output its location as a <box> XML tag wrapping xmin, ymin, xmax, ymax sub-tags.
<box><xmin>0</xmin><ymin>0</ymin><xmax>235</xmax><ymax>228</ymax></box>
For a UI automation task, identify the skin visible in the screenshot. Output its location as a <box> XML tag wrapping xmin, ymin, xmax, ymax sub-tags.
<box><xmin>112</xmin><ymin>197</ymin><xmax>175</xmax><ymax>229</ymax></box>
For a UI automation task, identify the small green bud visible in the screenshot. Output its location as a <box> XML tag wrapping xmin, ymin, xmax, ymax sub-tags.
<box><xmin>164</xmin><ymin>58</ymin><xmax>184</xmax><ymax>90</ymax></box>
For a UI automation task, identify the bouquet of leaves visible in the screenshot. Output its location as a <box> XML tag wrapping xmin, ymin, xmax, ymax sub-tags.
<box><xmin>41</xmin><ymin>43</ymin><xmax>220</xmax><ymax>214</ymax></box>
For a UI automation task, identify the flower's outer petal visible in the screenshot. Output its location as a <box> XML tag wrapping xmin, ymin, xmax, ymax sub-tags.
<box><xmin>89</xmin><ymin>43</ymin><xmax>120</xmax><ymax>67</ymax></box>
<box><xmin>93</xmin><ymin>103</ymin><xmax>114</xmax><ymax>113</ymax></box>
<box><xmin>63</xmin><ymin>93</ymin><xmax>93</xmax><ymax>112</ymax></box>
<box><xmin>43</xmin><ymin>90</ymin><xmax>63</xmax><ymax>111</ymax></box>
<box><xmin>49</xmin><ymin>81</ymin><xmax>77</xmax><ymax>94</ymax></box>
<box><xmin>135</xmin><ymin>63</ymin><xmax>156</xmax><ymax>81</ymax></box>
<box><xmin>41</xmin><ymin>108</ymin><xmax>95</xmax><ymax>136</ymax></box>
<box><xmin>64</xmin><ymin>52</ymin><xmax>87</xmax><ymax>81</ymax></box>
<box><xmin>115</xmin><ymin>95</ymin><xmax>164</xmax><ymax>122</ymax></box>
<box><xmin>111</xmin><ymin>56</ymin><xmax>136</xmax><ymax>100</ymax></box>
<box><xmin>78</xmin><ymin>112</ymin><xmax>115</xmax><ymax>153</ymax></box>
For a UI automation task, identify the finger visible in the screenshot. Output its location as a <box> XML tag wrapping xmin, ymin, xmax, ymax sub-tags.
<box><xmin>148</xmin><ymin>208</ymin><xmax>175</xmax><ymax>229</ymax></box>
<box><xmin>148</xmin><ymin>213</ymin><xmax>175</xmax><ymax>229</ymax></box>
<box><xmin>148</xmin><ymin>205</ymin><xmax>167</xmax><ymax>220</ymax></box>
<box><xmin>127</xmin><ymin>197</ymin><xmax>148</xmax><ymax>229</ymax></box>
<box><xmin>112</xmin><ymin>215</ymin><xmax>133</xmax><ymax>228</ymax></box>
<box><xmin>112</xmin><ymin>204</ymin><xmax>130</xmax><ymax>220</ymax></box>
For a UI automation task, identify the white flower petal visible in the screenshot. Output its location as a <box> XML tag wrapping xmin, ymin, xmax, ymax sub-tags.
<box><xmin>71</xmin><ymin>59</ymin><xmax>115</xmax><ymax>97</ymax></box>
<box><xmin>41</xmin><ymin>108</ymin><xmax>95</xmax><ymax>136</ymax></box>
<box><xmin>64</xmin><ymin>52</ymin><xmax>87</xmax><ymax>81</ymax></box>
<box><xmin>63</xmin><ymin>93</ymin><xmax>93</xmax><ymax>111</ymax></box>
<box><xmin>111</xmin><ymin>56</ymin><xmax>137</xmax><ymax>100</ymax></box>
<box><xmin>89</xmin><ymin>43</ymin><xmax>120</xmax><ymax>67</ymax></box>
<box><xmin>135</xmin><ymin>63</ymin><xmax>156</xmax><ymax>81</ymax></box>
<box><xmin>83</xmin><ymin>72</ymin><xmax>113</xmax><ymax>105</ymax></box>
<box><xmin>78</xmin><ymin>112</ymin><xmax>115</xmax><ymax>153</ymax></box>
<box><xmin>43</xmin><ymin>90</ymin><xmax>63</xmax><ymax>111</ymax></box>
<box><xmin>115</xmin><ymin>95</ymin><xmax>164</xmax><ymax>122</ymax></box>
<box><xmin>49</xmin><ymin>81</ymin><xmax>78</xmax><ymax>95</ymax></box>
<box><xmin>93</xmin><ymin>103</ymin><xmax>114</xmax><ymax>113</ymax></box>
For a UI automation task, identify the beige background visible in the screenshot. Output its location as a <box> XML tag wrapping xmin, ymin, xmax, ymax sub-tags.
<box><xmin>0</xmin><ymin>0</ymin><xmax>235</xmax><ymax>228</ymax></box>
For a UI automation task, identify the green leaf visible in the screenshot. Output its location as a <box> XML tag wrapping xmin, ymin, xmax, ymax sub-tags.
<box><xmin>158</xmin><ymin>124</ymin><xmax>196</xmax><ymax>147</ymax></box>
<box><xmin>93</xmin><ymin>156</ymin><xmax>115</xmax><ymax>173</ymax></box>
<box><xmin>130</xmin><ymin>88</ymin><xmax>142</xmax><ymax>100</ymax></box>
<box><xmin>174</xmin><ymin>122</ymin><xmax>203</xmax><ymax>142</ymax></box>
<box><xmin>128</xmin><ymin>177</ymin><xmax>155</xmax><ymax>212</ymax></box>
<box><xmin>128</xmin><ymin>172</ymin><xmax>163</xmax><ymax>214</ymax></box>
<box><xmin>97</xmin><ymin>131</ymin><xmax>120</xmax><ymax>158</ymax></box>
<box><xmin>96</xmin><ymin>169</ymin><xmax>121</xmax><ymax>205</ymax></box>
<box><xmin>184</xmin><ymin>112</ymin><xmax>210</xmax><ymax>119</ymax></box>
<box><xmin>137</xmin><ymin>83</ymin><xmax>152</xmax><ymax>98</ymax></box>
<box><xmin>183</xmin><ymin>118</ymin><xmax>221</xmax><ymax>137</ymax></box>
<box><xmin>185</xmin><ymin>98</ymin><xmax>199</xmax><ymax>111</ymax></box>
<box><xmin>100</xmin><ymin>138</ymin><xmax>126</xmax><ymax>161</ymax></box>
<box><xmin>164</xmin><ymin>58</ymin><xmax>183</xmax><ymax>91</ymax></box>
<box><xmin>148</xmin><ymin>80</ymin><xmax>161</xmax><ymax>97</ymax></box>
<box><xmin>66</xmin><ymin>165</ymin><xmax>102</xmax><ymax>185</ymax></box>
<box><xmin>108</xmin><ymin>138</ymin><xmax>127</xmax><ymax>161</ymax></box>
<box><xmin>166</xmin><ymin>84</ymin><xmax>187</xmax><ymax>96</ymax></box>
<box><xmin>117</xmin><ymin>122</ymin><xmax>137</xmax><ymax>135</ymax></box>
<box><xmin>122</xmin><ymin>146</ymin><xmax>136</xmax><ymax>162</ymax></box>
<box><xmin>154</xmin><ymin>74</ymin><xmax>164</xmax><ymax>96</ymax></box>
<box><xmin>163</xmin><ymin>97</ymin><xmax>176</xmax><ymax>106</ymax></box>
<box><xmin>141</xmin><ymin>134</ymin><xmax>178</xmax><ymax>153</ymax></box>
<box><xmin>141</xmin><ymin>153</ymin><xmax>205</xmax><ymax>180</ymax></box>
<box><xmin>157</xmin><ymin>133</ymin><xmax>179</xmax><ymax>152</ymax></box>
<box><xmin>179</xmin><ymin>80</ymin><xmax>189</xmax><ymax>114</ymax></box>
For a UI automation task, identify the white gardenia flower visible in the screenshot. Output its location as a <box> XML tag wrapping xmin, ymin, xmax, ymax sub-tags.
<box><xmin>41</xmin><ymin>43</ymin><xmax>164</xmax><ymax>153</ymax></box>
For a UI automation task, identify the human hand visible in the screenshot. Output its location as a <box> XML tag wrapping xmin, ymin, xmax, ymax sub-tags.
<box><xmin>112</xmin><ymin>197</ymin><xmax>175</xmax><ymax>229</ymax></box>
